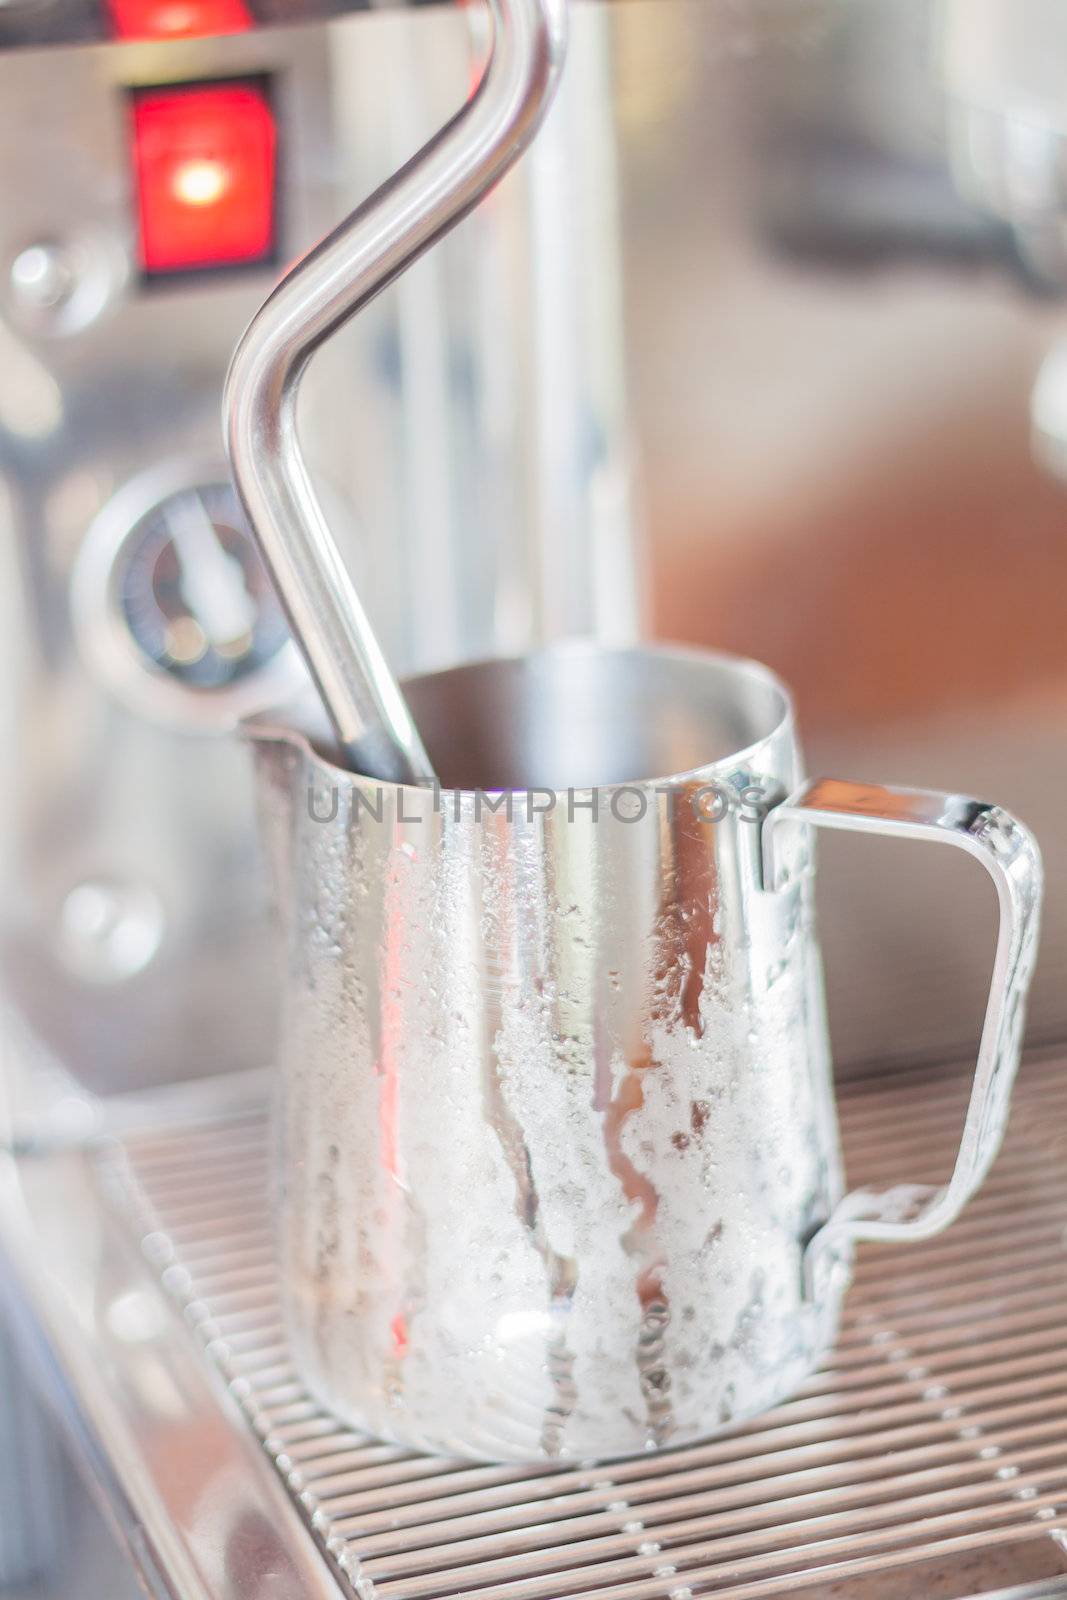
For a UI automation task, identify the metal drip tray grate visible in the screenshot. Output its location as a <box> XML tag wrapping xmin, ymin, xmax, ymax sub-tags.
<box><xmin>108</xmin><ymin>1055</ymin><xmax>1067</xmax><ymax>1599</ymax></box>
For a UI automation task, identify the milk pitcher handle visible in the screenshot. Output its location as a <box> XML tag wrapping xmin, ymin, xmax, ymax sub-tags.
<box><xmin>762</xmin><ymin>778</ymin><xmax>1043</xmax><ymax>1297</ymax></box>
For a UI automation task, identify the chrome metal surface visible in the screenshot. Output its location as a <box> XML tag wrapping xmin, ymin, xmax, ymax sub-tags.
<box><xmin>0</xmin><ymin>1320</ymin><xmax>60</xmax><ymax>1587</ymax></box>
<box><xmin>0</xmin><ymin>1142</ymin><xmax>348</xmax><ymax>1600</ymax></box>
<box><xmin>225</xmin><ymin>0</ymin><xmax>567</xmax><ymax>783</ymax></box>
<box><xmin>336</xmin><ymin>3</ymin><xmax>638</xmax><ymax>672</ymax></box>
<box><xmin>246</xmin><ymin>643</ymin><xmax>1039</xmax><ymax>1462</ymax></box>
<box><xmin>979</xmin><ymin>1586</ymin><xmax>1067</xmax><ymax>1600</ymax></box>
<box><xmin>80</xmin><ymin>1049</ymin><xmax>1067</xmax><ymax>1598</ymax></box>
<box><xmin>763</xmin><ymin>778</ymin><xmax>1042</xmax><ymax>1283</ymax></box>
<box><xmin>0</xmin><ymin>1426</ymin><xmax>142</xmax><ymax>1600</ymax></box>
<box><xmin>0</xmin><ymin>0</ymin><xmax>447</xmax><ymax>52</ymax></box>
<box><xmin>0</xmin><ymin>21</ymin><xmax>339</xmax><ymax>1098</ymax></box>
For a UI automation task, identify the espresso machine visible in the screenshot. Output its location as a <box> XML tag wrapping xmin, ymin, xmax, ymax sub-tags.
<box><xmin>4</xmin><ymin>0</ymin><xmax>1067</xmax><ymax>1596</ymax></box>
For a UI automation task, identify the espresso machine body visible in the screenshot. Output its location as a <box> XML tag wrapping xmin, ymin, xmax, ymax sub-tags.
<box><xmin>0</xmin><ymin>0</ymin><xmax>637</xmax><ymax>1103</ymax></box>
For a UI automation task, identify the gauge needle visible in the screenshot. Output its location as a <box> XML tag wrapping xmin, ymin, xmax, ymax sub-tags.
<box><xmin>164</xmin><ymin>491</ymin><xmax>258</xmax><ymax>654</ymax></box>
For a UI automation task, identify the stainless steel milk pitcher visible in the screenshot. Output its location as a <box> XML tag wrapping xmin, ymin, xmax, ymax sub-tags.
<box><xmin>248</xmin><ymin>644</ymin><xmax>1042</xmax><ymax>1462</ymax></box>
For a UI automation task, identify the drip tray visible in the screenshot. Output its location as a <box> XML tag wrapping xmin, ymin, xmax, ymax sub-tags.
<box><xmin>92</xmin><ymin>1053</ymin><xmax>1067</xmax><ymax>1600</ymax></box>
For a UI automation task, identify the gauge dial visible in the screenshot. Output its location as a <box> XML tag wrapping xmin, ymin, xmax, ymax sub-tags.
<box><xmin>116</xmin><ymin>481</ymin><xmax>288</xmax><ymax>690</ymax></box>
<box><xmin>73</xmin><ymin>463</ymin><xmax>303</xmax><ymax>730</ymax></box>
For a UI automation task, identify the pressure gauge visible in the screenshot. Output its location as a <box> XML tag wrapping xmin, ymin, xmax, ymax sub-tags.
<box><xmin>73</xmin><ymin>462</ymin><xmax>304</xmax><ymax>730</ymax></box>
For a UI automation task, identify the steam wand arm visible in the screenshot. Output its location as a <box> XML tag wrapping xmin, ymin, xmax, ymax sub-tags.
<box><xmin>225</xmin><ymin>0</ymin><xmax>567</xmax><ymax>784</ymax></box>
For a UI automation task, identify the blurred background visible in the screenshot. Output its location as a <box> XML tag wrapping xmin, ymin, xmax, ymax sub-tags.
<box><xmin>617</xmin><ymin>0</ymin><xmax>1067</xmax><ymax>1073</ymax></box>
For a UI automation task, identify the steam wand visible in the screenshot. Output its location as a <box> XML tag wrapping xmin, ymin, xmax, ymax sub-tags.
<box><xmin>225</xmin><ymin>0</ymin><xmax>567</xmax><ymax>783</ymax></box>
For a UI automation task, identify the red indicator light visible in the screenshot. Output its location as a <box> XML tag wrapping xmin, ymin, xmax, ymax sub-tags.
<box><xmin>131</xmin><ymin>82</ymin><xmax>276</xmax><ymax>276</ymax></box>
<box><xmin>110</xmin><ymin>0</ymin><xmax>250</xmax><ymax>42</ymax></box>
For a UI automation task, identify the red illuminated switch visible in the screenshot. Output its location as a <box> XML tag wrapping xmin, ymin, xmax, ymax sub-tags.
<box><xmin>110</xmin><ymin>0</ymin><xmax>251</xmax><ymax>42</ymax></box>
<box><xmin>130</xmin><ymin>81</ymin><xmax>277</xmax><ymax>276</ymax></box>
